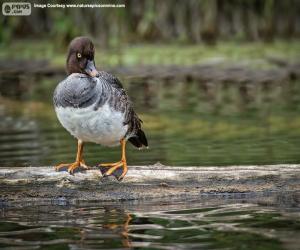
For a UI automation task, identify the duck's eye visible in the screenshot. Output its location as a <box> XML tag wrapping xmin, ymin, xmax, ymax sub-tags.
<box><xmin>77</xmin><ymin>53</ymin><xmax>82</xmax><ymax>59</ymax></box>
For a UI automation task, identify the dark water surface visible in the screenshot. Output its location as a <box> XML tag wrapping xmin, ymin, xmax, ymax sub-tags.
<box><xmin>0</xmin><ymin>193</ymin><xmax>299</xmax><ymax>250</ymax></box>
<box><xmin>1</xmin><ymin>74</ymin><xmax>300</xmax><ymax>167</ymax></box>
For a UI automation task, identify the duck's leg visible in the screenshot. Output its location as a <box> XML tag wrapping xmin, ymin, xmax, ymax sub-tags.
<box><xmin>55</xmin><ymin>139</ymin><xmax>88</xmax><ymax>174</ymax></box>
<box><xmin>99</xmin><ymin>139</ymin><xmax>128</xmax><ymax>181</ymax></box>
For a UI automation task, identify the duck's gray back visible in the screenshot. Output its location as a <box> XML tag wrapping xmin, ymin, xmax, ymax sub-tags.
<box><xmin>53</xmin><ymin>74</ymin><xmax>101</xmax><ymax>108</ymax></box>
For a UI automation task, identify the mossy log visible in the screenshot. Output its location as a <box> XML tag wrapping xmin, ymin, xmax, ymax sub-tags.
<box><xmin>0</xmin><ymin>60</ymin><xmax>299</xmax><ymax>83</ymax></box>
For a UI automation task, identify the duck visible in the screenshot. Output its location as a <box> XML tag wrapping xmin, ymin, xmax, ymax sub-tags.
<box><xmin>53</xmin><ymin>36</ymin><xmax>148</xmax><ymax>181</ymax></box>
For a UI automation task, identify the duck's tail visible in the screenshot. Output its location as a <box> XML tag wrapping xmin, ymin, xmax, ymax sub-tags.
<box><xmin>128</xmin><ymin>129</ymin><xmax>148</xmax><ymax>149</ymax></box>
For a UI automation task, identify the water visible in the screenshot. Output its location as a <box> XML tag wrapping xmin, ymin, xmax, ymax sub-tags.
<box><xmin>1</xmin><ymin>73</ymin><xmax>300</xmax><ymax>167</ymax></box>
<box><xmin>0</xmin><ymin>193</ymin><xmax>299</xmax><ymax>250</ymax></box>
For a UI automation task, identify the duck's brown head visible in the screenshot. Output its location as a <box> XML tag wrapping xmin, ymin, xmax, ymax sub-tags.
<box><xmin>66</xmin><ymin>36</ymin><xmax>99</xmax><ymax>77</ymax></box>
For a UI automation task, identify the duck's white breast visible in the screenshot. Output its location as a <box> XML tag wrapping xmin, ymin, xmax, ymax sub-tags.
<box><xmin>55</xmin><ymin>102</ymin><xmax>128</xmax><ymax>146</ymax></box>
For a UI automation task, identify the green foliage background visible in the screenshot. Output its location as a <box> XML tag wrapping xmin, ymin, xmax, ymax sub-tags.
<box><xmin>1</xmin><ymin>0</ymin><xmax>299</xmax><ymax>47</ymax></box>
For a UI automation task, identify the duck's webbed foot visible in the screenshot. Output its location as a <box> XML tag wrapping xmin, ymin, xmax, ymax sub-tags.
<box><xmin>98</xmin><ymin>139</ymin><xmax>128</xmax><ymax>181</ymax></box>
<box><xmin>99</xmin><ymin>160</ymin><xmax>128</xmax><ymax>181</ymax></box>
<box><xmin>55</xmin><ymin>160</ymin><xmax>89</xmax><ymax>174</ymax></box>
<box><xmin>54</xmin><ymin>139</ymin><xmax>88</xmax><ymax>174</ymax></box>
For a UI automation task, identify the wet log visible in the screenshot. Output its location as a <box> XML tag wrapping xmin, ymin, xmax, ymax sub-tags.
<box><xmin>0</xmin><ymin>60</ymin><xmax>299</xmax><ymax>84</ymax></box>
<box><xmin>0</xmin><ymin>164</ymin><xmax>299</xmax><ymax>205</ymax></box>
<box><xmin>0</xmin><ymin>60</ymin><xmax>65</xmax><ymax>76</ymax></box>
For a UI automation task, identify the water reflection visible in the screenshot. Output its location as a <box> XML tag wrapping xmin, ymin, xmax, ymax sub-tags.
<box><xmin>1</xmin><ymin>73</ymin><xmax>300</xmax><ymax>167</ymax></box>
<box><xmin>0</xmin><ymin>195</ymin><xmax>299</xmax><ymax>249</ymax></box>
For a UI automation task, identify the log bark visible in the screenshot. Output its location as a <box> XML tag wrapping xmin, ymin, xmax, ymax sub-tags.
<box><xmin>0</xmin><ymin>164</ymin><xmax>299</xmax><ymax>205</ymax></box>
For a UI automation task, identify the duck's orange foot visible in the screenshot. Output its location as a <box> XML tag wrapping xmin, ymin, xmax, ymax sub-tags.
<box><xmin>55</xmin><ymin>160</ymin><xmax>89</xmax><ymax>174</ymax></box>
<box><xmin>98</xmin><ymin>160</ymin><xmax>128</xmax><ymax>181</ymax></box>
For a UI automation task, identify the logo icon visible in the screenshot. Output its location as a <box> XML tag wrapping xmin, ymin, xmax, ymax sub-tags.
<box><xmin>4</xmin><ymin>4</ymin><xmax>10</xmax><ymax>14</ymax></box>
<box><xmin>2</xmin><ymin>2</ymin><xmax>31</xmax><ymax>16</ymax></box>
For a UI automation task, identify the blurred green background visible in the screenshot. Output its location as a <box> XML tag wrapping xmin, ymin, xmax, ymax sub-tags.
<box><xmin>0</xmin><ymin>0</ymin><xmax>300</xmax><ymax>167</ymax></box>
<box><xmin>1</xmin><ymin>0</ymin><xmax>299</xmax><ymax>66</ymax></box>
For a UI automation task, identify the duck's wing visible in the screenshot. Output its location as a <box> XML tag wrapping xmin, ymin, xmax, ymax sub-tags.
<box><xmin>53</xmin><ymin>74</ymin><xmax>99</xmax><ymax>108</ymax></box>
<box><xmin>98</xmin><ymin>71</ymin><xmax>124</xmax><ymax>89</ymax></box>
<box><xmin>98</xmin><ymin>71</ymin><xmax>148</xmax><ymax>148</ymax></box>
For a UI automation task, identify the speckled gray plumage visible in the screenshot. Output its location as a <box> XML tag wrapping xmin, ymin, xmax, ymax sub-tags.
<box><xmin>53</xmin><ymin>74</ymin><xmax>99</xmax><ymax>108</ymax></box>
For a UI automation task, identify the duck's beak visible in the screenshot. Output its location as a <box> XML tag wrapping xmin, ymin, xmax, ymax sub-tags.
<box><xmin>85</xmin><ymin>60</ymin><xmax>99</xmax><ymax>77</ymax></box>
